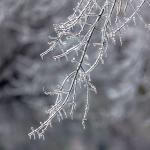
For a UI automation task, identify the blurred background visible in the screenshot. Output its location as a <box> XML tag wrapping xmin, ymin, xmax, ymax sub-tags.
<box><xmin>0</xmin><ymin>0</ymin><xmax>150</xmax><ymax>150</ymax></box>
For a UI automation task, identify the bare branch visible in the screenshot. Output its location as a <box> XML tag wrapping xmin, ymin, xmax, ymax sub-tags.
<box><xmin>28</xmin><ymin>0</ymin><xmax>150</xmax><ymax>139</ymax></box>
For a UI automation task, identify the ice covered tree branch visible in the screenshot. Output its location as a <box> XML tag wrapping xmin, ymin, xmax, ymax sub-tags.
<box><xmin>28</xmin><ymin>0</ymin><xmax>150</xmax><ymax>140</ymax></box>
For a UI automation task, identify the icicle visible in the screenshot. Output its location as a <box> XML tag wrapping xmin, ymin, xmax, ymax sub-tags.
<box><xmin>49</xmin><ymin>121</ymin><xmax>53</xmax><ymax>128</ymax></box>
<box><xmin>57</xmin><ymin>114</ymin><xmax>61</xmax><ymax>122</ymax></box>
<box><xmin>58</xmin><ymin>111</ymin><xmax>63</xmax><ymax>120</ymax></box>
<box><xmin>42</xmin><ymin>135</ymin><xmax>45</xmax><ymax>140</ymax></box>
<box><xmin>119</xmin><ymin>35</ymin><xmax>123</xmax><ymax>46</ymax></box>
<box><xmin>82</xmin><ymin>118</ymin><xmax>87</xmax><ymax>129</ymax></box>
<box><xmin>62</xmin><ymin>109</ymin><xmax>67</xmax><ymax>118</ymax></box>
<box><xmin>88</xmin><ymin>82</ymin><xmax>97</xmax><ymax>94</ymax></box>
<box><xmin>133</xmin><ymin>16</ymin><xmax>136</xmax><ymax>26</ymax></box>
<box><xmin>29</xmin><ymin>134</ymin><xmax>31</xmax><ymax>140</ymax></box>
